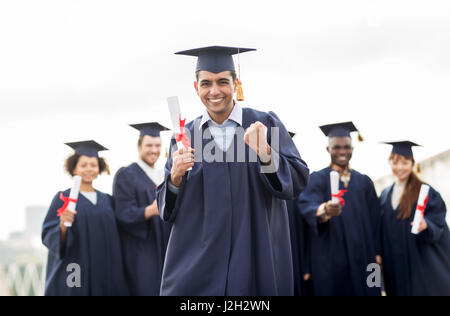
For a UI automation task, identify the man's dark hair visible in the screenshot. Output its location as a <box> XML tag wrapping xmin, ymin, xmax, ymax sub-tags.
<box><xmin>64</xmin><ymin>154</ymin><xmax>110</xmax><ymax>176</ymax></box>
<box><xmin>138</xmin><ymin>136</ymin><xmax>144</xmax><ymax>147</ymax></box>
<box><xmin>195</xmin><ymin>70</ymin><xmax>237</xmax><ymax>82</ymax></box>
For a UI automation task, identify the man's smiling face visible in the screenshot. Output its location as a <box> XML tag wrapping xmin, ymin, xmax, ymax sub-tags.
<box><xmin>194</xmin><ymin>70</ymin><xmax>237</xmax><ymax>116</ymax></box>
<box><xmin>327</xmin><ymin>136</ymin><xmax>353</xmax><ymax>168</ymax></box>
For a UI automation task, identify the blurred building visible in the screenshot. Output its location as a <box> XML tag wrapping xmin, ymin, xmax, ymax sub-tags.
<box><xmin>0</xmin><ymin>205</ymin><xmax>47</xmax><ymax>266</ymax></box>
<box><xmin>0</xmin><ymin>205</ymin><xmax>48</xmax><ymax>296</ymax></box>
<box><xmin>0</xmin><ymin>267</ymin><xmax>11</xmax><ymax>296</ymax></box>
<box><xmin>26</xmin><ymin>206</ymin><xmax>47</xmax><ymax>237</ymax></box>
<box><xmin>374</xmin><ymin>149</ymin><xmax>450</xmax><ymax>224</ymax></box>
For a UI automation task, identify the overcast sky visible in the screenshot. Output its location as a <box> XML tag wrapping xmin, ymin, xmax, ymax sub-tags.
<box><xmin>1</xmin><ymin>0</ymin><xmax>449</xmax><ymax>240</ymax></box>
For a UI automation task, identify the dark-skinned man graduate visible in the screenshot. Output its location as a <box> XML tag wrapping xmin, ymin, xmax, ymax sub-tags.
<box><xmin>156</xmin><ymin>46</ymin><xmax>310</xmax><ymax>296</ymax></box>
<box><xmin>113</xmin><ymin>123</ymin><xmax>172</xmax><ymax>296</ymax></box>
<box><xmin>298</xmin><ymin>122</ymin><xmax>381</xmax><ymax>296</ymax></box>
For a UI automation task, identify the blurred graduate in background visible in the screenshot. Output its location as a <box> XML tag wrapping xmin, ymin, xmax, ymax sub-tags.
<box><xmin>379</xmin><ymin>141</ymin><xmax>450</xmax><ymax>296</ymax></box>
<box><xmin>42</xmin><ymin>141</ymin><xmax>128</xmax><ymax>296</ymax></box>
<box><xmin>113</xmin><ymin>123</ymin><xmax>172</xmax><ymax>296</ymax></box>
<box><xmin>298</xmin><ymin>122</ymin><xmax>381</xmax><ymax>296</ymax></box>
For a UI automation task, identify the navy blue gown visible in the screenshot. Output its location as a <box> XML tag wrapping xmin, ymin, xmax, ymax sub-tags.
<box><xmin>298</xmin><ymin>167</ymin><xmax>381</xmax><ymax>296</ymax></box>
<box><xmin>286</xmin><ymin>198</ymin><xmax>312</xmax><ymax>296</ymax></box>
<box><xmin>113</xmin><ymin>163</ymin><xmax>171</xmax><ymax>296</ymax></box>
<box><xmin>42</xmin><ymin>190</ymin><xmax>128</xmax><ymax>296</ymax></box>
<box><xmin>380</xmin><ymin>184</ymin><xmax>450</xmax><ymax>296</ymax></box>
<box><xmin>156</xmin><ymin>108</ymin><xmax>310</xmax><ymax>296</ymax></box>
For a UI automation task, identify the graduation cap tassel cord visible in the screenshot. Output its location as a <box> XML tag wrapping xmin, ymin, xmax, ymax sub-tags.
<box><xmin>236</xmin><ymin>78</ymin><xmax>244</xmax><ymax>101</ymax></box>
<box><xmin>358</xmin><ymin>132</ymin><xmax>364</xmax><ymax>142</ymax></box>
<box><xmin>236</xmin><ymin>48</ymin><xmax>244</xmax><ymax>101</ymax></box>
<box><xmin>417</xmin><ymin>162</ymin><xmax>422</xmax><ymax>174</ymax></box>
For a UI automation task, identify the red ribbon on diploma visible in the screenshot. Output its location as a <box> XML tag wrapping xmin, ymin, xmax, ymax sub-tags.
<box><xmin>332</xmin><ymin>190</ymin><xmax>348</xmax><ymax>206</ymax></box>
<box><xmin>57</xmin><ymin>192</ymin><xmax>78</xmax><ymax>217</ymax></box>
<box><xmin>175</xmin><ymin>115</ymin><xmax>191</xmax><ymax>149</ymax></box>
<box><xmin>417</xmin><ymin>196</ymin><xmax>429</xmax><ymax>217</ymax></box>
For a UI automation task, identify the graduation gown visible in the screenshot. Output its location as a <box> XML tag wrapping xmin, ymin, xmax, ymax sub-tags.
<box><xmin>286</xmin><ymin>198</ymin><xmax>312</xmax><ymax>296</ymax></box>
<box><xmin>298</xmin><ymin>167</ymin><xmax>381</xmax><ymax>296</ymax></box>
<box><xmin>113</xmin><ymin>163</ymin><xmax>171</xmax><ymax>296</ymax></box>
<box><xmin>157</xmin><ymin>108</ymin><xmax>310</xmax><ymax>296</ymax></box>
<box><xmin>42</xmin><ymin>190</ymin><xmax>128</xmax><ymax>296</ymax></box>
<box><xmin>380</xmin><ymin>184</ymin><xmax>450</xmax><ymax>296</ymax></box>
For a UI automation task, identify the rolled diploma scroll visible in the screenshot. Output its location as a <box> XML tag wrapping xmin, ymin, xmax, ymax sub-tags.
<box><xmin>330</xmin><ymin>171</ymin><xmax>340</xmax><ymax>204</ymax></box>
<box><xmin>64</xmin><ymin>176</ymin><xmax>82</xmax><ymax>228</ymax></box>
<box><xmin>411</xmin><ymin>184</ymin><xmax>430</xmax><ymax>235</ymax></box>
<box><xmin>167</xmin><ymin>96</ymin><xmax>192</xmax><ymax>171</ymax></box>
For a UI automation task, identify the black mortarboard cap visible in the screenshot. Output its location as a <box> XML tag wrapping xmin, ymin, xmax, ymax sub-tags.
<box><xmin>319</xmin><ymin>121</ymin><xmax>361</xmax><ymax>139</ymax></box>
<box><xmin>65</xmin><ymin>140</ymin><xmax>108</xmax><ymax>158</ymax></box>
<box><xmin>383</xmin><ymin>141</ymin><xmax>421</xmax><ymax>158</ymax></box>
<box><xmin>130</xmin><ymin>122</ymin><xmax>170</xmax><ymax>138</ymax></box>
<box><xmin>175</xmin><ymin>46</ymin><xmax>256</xmax><ymax>73</ymax></box>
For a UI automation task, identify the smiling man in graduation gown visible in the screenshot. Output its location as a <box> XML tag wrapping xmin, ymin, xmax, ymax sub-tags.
<box><xmin>298</xmin><ymin>122</ymin><xmax>381</xmax><ymax>296</ymax></box>
<box><xmin>113</xmin><ymin>123</ymin><xmax>172</xmax><ymax>296</ymax></box>
<box><xmin>156</xmin><ymin>46</ymin><xmax>310</xmax><ymax>296</ymax></box>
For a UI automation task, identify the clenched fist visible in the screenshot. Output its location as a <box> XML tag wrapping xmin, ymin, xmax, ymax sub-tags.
<box><xmin>244</xmin><ymin>121</ymin><xmax>271</xmax><ymax>164</ymax></box>
<box><xmin>170</xmin><ymin>147</ymin><xmax>195</xmax><ymax>187</ymax></box>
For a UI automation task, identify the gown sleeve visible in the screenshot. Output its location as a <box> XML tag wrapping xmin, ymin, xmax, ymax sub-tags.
<box><xmin>418</xmin><ymin>188</ymin><xmax>448</xmax><ymax>244</ymax></box>
<box><xmin>258</xmin><ymin>111</ymin><xmax>310</xmax><ymax>201</ymax></box>
<box><xmin>293</xmin><ymin>196</ymin><xmax>312</xmax><ymax>275</ymax></box>
<box><xmin>298</xmin><ymin>172</ymin><xmax>326</xmax><ymax>235</ymax></box>
<box><xmin>365</xmin><ymin>175</ymin><xmax>382</xmax><ymax>255</ymax></box>
<box><xmin>157</xmin><ymin>139</ymin><xmax>188</xmax><ymax>224</ymax></box>
<box><xmin>41</xmin><ymin>191</ymin><xmax>75</xmax><ymax>259</ymax></box>
<box><xmin>113</xmin><ymin>169</ymin><xmax>148</xmax><ymax>240</ymax></box>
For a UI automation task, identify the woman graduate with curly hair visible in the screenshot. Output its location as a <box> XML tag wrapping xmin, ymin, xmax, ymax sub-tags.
<box><xmin>42</xmin><ymin>141</ymin><xmax>128</xmax><ymax>296</ymax></box>
<box><xmin>379</xmin><ymin>141</ymin><xmax>450</xmax><ymax>296</ymax></box>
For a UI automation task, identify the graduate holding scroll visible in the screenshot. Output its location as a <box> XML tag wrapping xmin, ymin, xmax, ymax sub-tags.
<box><xmin>298</xmin><ymin>122</ymin><xmax>381</xmax><ymax>296</ymax></box>
<box><xmin>379</xmin><ymin>141</ymin><xmax>450</xmax><ymax>296</ymax></box>
<box><xmin>42</xmin><ymin>141</ymin><xmax>128</xmax><ymax>296</ymax></box>
<box><xmin>113</xmin><ymin>123</ymin><xmax>172</xmax><ymax>296</ymax></box>
<box><xmin>156</xmin><ymin>46</ymin><xmax>310</xmax><ymax>296</ymax></box>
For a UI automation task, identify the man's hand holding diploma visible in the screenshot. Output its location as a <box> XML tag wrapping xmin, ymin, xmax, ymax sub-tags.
<box><xmin>170</xmin><ymin>147</ymin><xmax>195</xmax><ymax>187</ymax></box>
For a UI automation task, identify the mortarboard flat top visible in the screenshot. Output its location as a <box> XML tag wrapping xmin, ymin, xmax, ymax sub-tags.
<box><xmin>65</xmin><ymin>140</ymin><xmax>108</xmax><ymax>158</ymax></box>
<box><xmin>319</xmin><ymin>121</ymin><xmax>359</xmax><ymax>138</ymax></box>
<box><xmin>130</xmin><ymin>122</ymin><xmax>170</xmax><ymax>138</ymax></box>
<box><xmin>175</xmin><ymin>46</ymin><xmax>256</xmax><ymax>73</ymax></box>
<box><xmin>383</xmin><ymin>141</ymin><xmax>421</xmax><ymax>158</ymax></box>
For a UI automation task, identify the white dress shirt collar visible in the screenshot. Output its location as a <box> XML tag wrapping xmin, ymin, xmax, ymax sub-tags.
<box><xmin>199</xmin><ymin>102</ymin><xmax>243</xmax><ymax>129</ymax></box>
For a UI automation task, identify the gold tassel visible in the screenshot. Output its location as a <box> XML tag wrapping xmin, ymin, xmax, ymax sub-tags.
<box><xmin>165</xmin><ymin>148</ymin><xmax>169</xmax><ymax>159</ymax></box>
<box><xmin>236</xmin><ymin>79</ymin><xmax>244</xmax><ymax>101</ymax></box>
<box><xmin>358</xmin><ymin>132</ymin><xmax>364</xmax><ymax>142</ymax></box>
<box><xmin>417</xmin><ymin>162</ymin><xmax>421</xmax><ymax>174</ymax></box>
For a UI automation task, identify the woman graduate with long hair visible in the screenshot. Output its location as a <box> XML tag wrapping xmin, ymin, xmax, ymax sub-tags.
<box><xmin>379</xmin><ymin>141</ymin><xmax>450</xmax><ymax>296</ymax></box>
<box><xmin>42</xmin><ymin>141</ymin><xmax>128</xmax><ymax>296</ymax></box>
